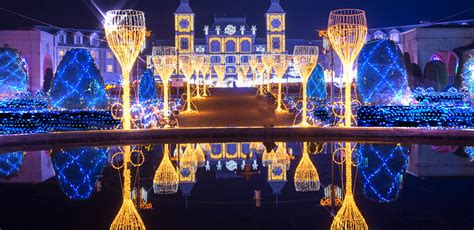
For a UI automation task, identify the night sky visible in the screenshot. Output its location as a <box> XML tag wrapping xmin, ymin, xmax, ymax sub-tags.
<box><xmin>0</xmin><ymin>0</ymin><xmax>473</xmax><ymax>40</ymax></box>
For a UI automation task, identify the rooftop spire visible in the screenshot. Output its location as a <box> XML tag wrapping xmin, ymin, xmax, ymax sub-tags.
<box><xmin>267</xmin><ymin>0</ymin><xmax>285</xmax><ymax>14</ymax></box>
<box><xmin>175</xmin><ymin>0</ymin><xmax>194</xmax><ymax>14</ymax></box>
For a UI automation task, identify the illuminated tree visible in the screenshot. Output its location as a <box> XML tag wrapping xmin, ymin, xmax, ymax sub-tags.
<box><xmin>138</xmin><ymin>69</ymin><xmax>157</xmax><ymax>103</ymax></box>
<box><xmin>0</xmin><ymin>151</ymin><xmax>25</xmax><ymax>178</ymax></box>
<box><xmin>50</xmin><ymin>48</ymin><xmax>108</xmax><ymax>110</ymax></box>
<box><xmin>52</xmin><ymin>147</ymin><xmax>107</xmax><ymax>200</ymax></box>
<box><xmin>359</xmin><ymin>144</ymin><xmax>408</xmax><ymax>203</ymax></box>
<box><xmin>0</xmin><ymin>48</ymin><xmax>28</xmax><ymax>96</ymax></box>
<box><xmin>357</xmin><ymin>39</ymin><xmax>409</xmax><ymax>105</ymax></box>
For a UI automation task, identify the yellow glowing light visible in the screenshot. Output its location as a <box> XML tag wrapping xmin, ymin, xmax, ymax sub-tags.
<box><xmin>248</xmin><ymin>55</ymin><xmax>259</xmax><ymax>86</ymax></box>
<box><xmin>237</xmin><ymin>65</ymin><xmax>250</xmax><ymax>84</ymax></box>
<box><xmin>153</xmin><ymin>144</ymin><xmax>179</xmax><ymax>194</ymax></box>
<box><xmin>262</xmin><ymin>54</ymin><xmax>275</xmax><ymax>93</ymax></box>
<box><xmin>191</xmin><ymin>54</ymin><xmax>205</xmax><ymax>99</ymax></box>
<box><xmin>213</xmin><ymin>60</ymin><xmax>226</xmax><ymax>85</ymax></box>
<box><xmin>262</xmin><ymin>149</ymin><xmax>275</xmax><ymax>167</ymax></box>
<box><xmin>255</xmin><ymin>63</ymin><xmax>266</xmax><ymax>95</ymax></box>
<box><xmin>152</xmin><ymin>46</ymin><xmax>177</xmax><ymax>118</ymax></box>
<box><xmin>199</xmin><ymin>55</ymin><xmax>211</xmax><ymax>96</ymax></box>
<box><xmin>293</xmin><ymin>46</ymin><xmax>319</xmax><ymax>127</ymax></box>
<box><xmin>273</xmin><ymin>54</ymin><xmax>290</xmax><ymax>112</ymax></box>
<box><xmin>179</xmin><ymin>55</ymin><xmax>197</xmax><ymax>113</ymax></box>
<box><xmin>327</xmin><ymin>9</ymin><xmax>367</xmax><ymax>128</ymax></box>
<box><xmin>179</xmin><ymin>144</ymin><xmax>197</xmax><ymax>182</ymax></box>
<box><xmin>193</xmin><ymin>143</ymin><xmax>206</xmax><ymax>167</ymax></box>
<box><xmin>272</xmin><ymin>142</ymin><xmax>290</xmax><ymax>168</ymax></box>
<box><xmin>104</xmin><ymin>10</ymin><xmax>146</xmax><ymax>130</ymax></box>
<box><xmin>294</xmin><ymin>142</ymin><xmax>320</xmax><ymax>192</ymax></box>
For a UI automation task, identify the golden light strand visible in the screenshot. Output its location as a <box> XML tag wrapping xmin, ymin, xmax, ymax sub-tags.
<box><xmin>179</xmin><ymin>55</ymin><xmax>197</xmax><ymax>113</ymax></box>
<box><xmin>153</xmin><ymin>144</ymin><xmax>179</xmax><ymax>194</ymax></box>
<box><xmin>273</xmin><ymin>54</ymin><xmax>290</xmax><ymax>112</ymax></box>
<box><xmin>294</xmin><ymin>142</ymin><xmax>320</xmax><ymax>192</ymax></box>
<box><xmin>152</xmin><ymin>46</ymin><xmax>177</xmax><ymax>118</ymax></box>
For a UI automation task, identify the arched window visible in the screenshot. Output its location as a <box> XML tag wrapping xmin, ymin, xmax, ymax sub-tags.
<box><xmin>226</xmin><ymin>40</ymin><xmax>236</xmax><ymax>53</ymax></box>
<box><xmin>210</xmin><ymin>40</ymin><xmax>220</xmax><ymax>53</ymax></box>
<box><xmin>241</xmin><ymin>40</ymin><xmax>251</xmax><ymax>52</ymax></box>
<box><xmin>272</xmin><ymin>37</ymin><xmax>280</xmax><ymax>50</ymax></box>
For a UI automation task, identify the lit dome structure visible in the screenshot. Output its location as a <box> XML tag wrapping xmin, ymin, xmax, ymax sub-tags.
<box><xmin>0</xmin><ymin>48</ymin><xmax>28</xmax><ymax>97</ymax></box>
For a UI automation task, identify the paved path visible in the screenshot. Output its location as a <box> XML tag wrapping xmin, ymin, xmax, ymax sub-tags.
<box><xmin>178</xmin><ymin>88</ymin><xmax>294</xmax><ymax>127</ymax></box>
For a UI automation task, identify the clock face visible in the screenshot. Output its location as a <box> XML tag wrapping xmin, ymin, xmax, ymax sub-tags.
<box><xmin>271</xmin><ymin>18</ymin><xmax>281</xmax><ymax>28</ymax></box>
<box><xmin>225</xmin><ymin>25</ymin><xmax>237</xmax><ymax>35</ymax></box>
<box><xmin>179</xmin><ymin>19</ymin><xmax>189</xmax><ymax>29</ymax></box>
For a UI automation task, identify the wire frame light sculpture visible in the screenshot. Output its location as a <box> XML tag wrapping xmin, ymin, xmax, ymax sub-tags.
<box><xmin>327</xmin><ymin>9</ymin><xmax>367</xmax><ymax>127</ymax></box>
<box><xmin>331</xmin><ymin>142</ymin><xmax>368</xmax><ymax>230</ymax></box>
<box><xmin>193</xmin><ymin>143</ymin><xmax>206</xmax><ymax>168</ymax></box>
<box><xmin>179</xmin><ymin>55</ymin><xmax>197</xmax><ymax>113</ymax></box>
<box><xmin>237</xmin><ymin>65</ymin><xmax>250</xmax><ymax>86</ymax></box>
<box><xmin>153</xmin><ymin>144</ymin><xmax>179</xmax><ymax>194</ymax></box>
<box><xmin>293</xmin><ymin>46</ymin><xmax>319</xmax><ymax>127</ymax></box>
<box><xmin>255</xmin><ymin>63</ymin><xmax>266</xmax><ymax>95</ymax></box>
<box><xmin>262</xmin><ymin>149</ymin><xmax>275</xmax><ymax>167</ymax></box>
<box><xmin>294</xmin><ymin>142</ymin><xmax>321</xmax><ymax>192</ymax></box>
<box><xmin>104</xmin><ymin>10</ymin><xmax>146</xmax><ymax>130</ymax></box>
<box><xmin>262</xmin><ymin>53</ymin><xmax>275</xmax><ymax>93</ymax></box>
<box><xmin>273</xmin><ymin>54</ymin><xmax>290</xmax><ymax>112</ymax></box>
<box><xmin>192</xmin><ymin>54</ymin><xmax>205</xmax><ymax>99</ymax></box>
<box><xmin>152</xmin><ymin>46</ymin><xmax>177</xmax><ymax>118</ymax></box>
<box><xmin>248</xmin><ymin>55</ymin><xmax>259</xmax><ymax>86</ymax></box>
<box><xmin>272</xmin><ymin>142</ymin><xmax>290</xmax><ymax>169</ymax></box>
<box><xmin>213</xmin><ymin>59</ymin><xmax>226</xmax><ymax>86</ymax></box>
<box><xmin>179</xmin><ymin>144</ymin><xmax>197</xmax><ymax>182</ymax></box>
<box><xmin>199</xmin><ymin>55</ymin><xmax>211</xmax><ymax>96</ymax></box>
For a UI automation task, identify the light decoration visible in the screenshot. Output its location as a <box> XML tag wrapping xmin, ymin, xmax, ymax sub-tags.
<box><xmin>293</xmin><ymin>46</ymin><xmax>319</xmax><ymax>126</ymax></box>
<box><xmin>412</xmin><ymin>87</ymin><xmax>470</xmax><ymax>105</ymax></box>
<box><xmin>320</xmin><ymin>184</ymin><xmax>343</xmax><ymax>206</ymax></box>
<box><xmin>461</xmin><ymin>55</ymin><xmax>474</xmax><ymax>96</ymax></box>
<box><xmin>152</xmin><ymin>46</ymin><xmax>177</xmax><ymax>118</ymax></box>
<box><xmin>294</xmin><ymin>142</ymin><xmax>320</xmax><ymax>192</ymax></box>
<box><xmin>50</xmin><ymin>48</ymin><xmax>108</xmax><ymax>110</ymax></box>
<box><xmin>199</xmin><ymin>55</ymin><xmax>211</xmax><ymax>96</ymax></box>
<box><xmin>179</xmin><ymin>144</ymin><xmax>197</xmax><ymax>182</ymax></box>
<box><xmin>213</xmin><ymin>58</ymin><xmax>226</xmax><ymax>86</ymax></box>
<box><xmin>192</xmin><ymin>54</ymin><xmax>205</xmax><ymax>99</ymax></box>
<box><xmin>193</xmin><ymin>143</ymin><xmax>206</xmax><ymax>168</ymax></box>
<box><xmin>357</xmin><ymin>39</ymin><xmax>409</xmax><ymax>105</ymax></box>
<box><xmin>0</xmin><ymin>151</ymin><xmax>25</xmax><ymax>178</ymax></box>
<box><xmin>273</xmin><ymin>54</ymin><xmax>290</xmax><ymax>112</ymax></box>
<box><xmin>0</xmin><ymin>48</ymin><xmax>28</xmax><ymax>97</ymax></box>
<box><xmin>307</xmin><ymin>64</ymin><xmax>327</xmax><ymax>100</ymax></box>
<box><xmin>138</xmin><ymin>69</ymin><xmax>157</xmax><ymax>103</ymax></box>
<box><xmin>248</xmin><ymin>55</ymin><xmax>259</xmax><ymax>86</ymax></box>
<box><xmin>255</xmin><ymin>62</ymin><xmax>266</xmax><ymax>95</ymax></box>
<box><xmin>153</xmin><ymin>144</ymin><xmax>179</xmax><ymax>194</ymax></box>
<box><xmin>272</xmin><ymin>142</ymin><xmax>290</xmax><ymax>169</ymax></box>
<box><xmin>179</xmin><ymin>55</ymin><xmax>197</xmax><ymax>113</ymax></box>
<box><xmin>358</xmin><ymin>144</ymin><xmax>408</xmax><ymax>203</ymax></box>
<box><xmin>262</xmin><ymin>149</ymin><xmax>275</xmax><ymax>167</ymax></box>
<box><xmin>262</xmin><ymin>54</ymin><xmax>275</xmax><ymax>93</ymax></box>
<box><xmin>104</xmin><ymin>9</ymin><xmax>146</xmax><ymax>131</ymax></box>
<box><xmin>327</xmin><ymin>9</ymin><xmax>367</xmax><ymax>128</ymax></box>
<box><xmin>51</xmin><ymin>147</ymin><xmax>107</xmax><ymax>200</ymax></box>
<box><xmin>237</xmin><ymin>65</ymin><xmax>250</xmax><ymax>86</ymax></box>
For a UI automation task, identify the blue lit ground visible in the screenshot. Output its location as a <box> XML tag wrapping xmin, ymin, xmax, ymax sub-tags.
<box><xmin>0</xmin><ymin>143</ymin><xmax>473</xmax><ymax>229</ymax></box>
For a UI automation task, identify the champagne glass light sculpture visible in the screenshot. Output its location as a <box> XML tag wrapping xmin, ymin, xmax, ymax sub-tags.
<box><xmin>200</xmin><ymin>55</ymin><xmax>211</xmax><ymax>96</ymax></box>
<box><xmin>273</xmin><ymin>54</ymin><xmax>290</xmax><ymax>112</ymax></box>
<box><xmin>192</xmin><ymin>54</ymin><xmax>205</xmax><ymax>99</ymax></box>
<box><xmin>105</xmin><ymin>10</ymin><xmax>146</xmax><ymax>131</ymax></box>
<box><xmin>293</xmin><ymin>46</ymin><xmax>319</xmax><ymax>127</ymax></box>
<box><xmin>248</xmin><ymin>55</ymin><xmax>259</xmax><ymax>86</ymax></box>
<box><xmin>213</xmin><ymin>61</ymin><xmax>226</xmax><ymax>87</ymax></box>
<box><xmin>294</xmin><ymin>142</ymin><xmax>320</xmax><ymax>192</ymax></box>
<box><xmin>153</xmin><ymin>144</ymin><xmax>179</xmax><ymax>194</ymax></box>
<box><xmin>237</xmin><ymin>65</ymin><xmax>250</xmax><ymax>86</ymax></box>
<box><xmin>179</xmin><ymin>55</ymin><xmax>196</xmax><ymax>113</ymax></box>
<box><xmin>262</xmin><ymin>53</ymin><xmax>275</xmax><ymax>93</ymax></box>
<box><xmin>327</xmin><ymin>9</ymin><xmax>367</xmax><ymax>127</ymax></box>
<box><xmin>152</xmin><ymin>46</ymin><xmax>177</xmax><ymax>118</ymax></box>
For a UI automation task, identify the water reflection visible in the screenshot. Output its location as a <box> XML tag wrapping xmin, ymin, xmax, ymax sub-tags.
<box><xmin>1</xmin><ymin>141</ymin><xmax>473</xmax><ymax>229</ymax></box>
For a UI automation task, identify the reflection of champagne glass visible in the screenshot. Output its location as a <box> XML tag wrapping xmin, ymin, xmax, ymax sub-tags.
<box><xmin>153</xmin><ymin>144</ymin><xmax>179</xmax><ymax>194</ymax></box>
<box><xmin>328</xmin><ymin>9</ymin><xmax>367</xmax><ymax>127</ymax></box>
<box><xmin>179</xmin><ymin>55</ymin><xmax>196</xmax><ymax>113</ymax></box>
<box><xmin>331</xmin><ymin>142</ymin><xmax>368</xmax><ymax>230</ymax></box>
<box><xmin>294</xmin><ymin>142</ymin><xmax>320</xmax><ymax>192</ymax></box>
<box><xmin>104</xmin><ymin>10</ymin><xmax>146</xmax><ymax>130</ymax></box>
<box><xmin>273</xmin><ymin>54</ymin><xmax>290</xmax><ymax>112</ymax></box>
<box><xmin>152</xmin><ymin>46</ymin><xmax>177</xmax><ymax>118</ymax></box>
<box><xmin>293</xmin><ymin>46</ymin><xmax>319</xmax><ymax>127</ymax></box>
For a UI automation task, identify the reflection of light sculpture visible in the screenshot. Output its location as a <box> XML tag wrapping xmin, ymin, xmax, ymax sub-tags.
<box><xmin>52</xmin><ymin>147</ymin><xmax>107</xmax><ymax>200</ymax></box>
<box><xmin>357</xmin><ymin>39</ymin><xmax>409</xmax><ymax>105</ymax></box>
<box><xmin>359</xmin><ymin>144</ymin><xmax>408</xmax><ymax>203</ymax></box>
<box><xmin>152</xmin><ymin>46</ymin><xmax>177</xmax><ymax>117</ymax></box>
<box><xmin>179</xmin><ymin>55</ymin><xmax>197</xmax><ymax>113</ymax></box>
<box><xmin>293</xmin><ymin>46</ymin><xmax>319</xmax><ymax>127</ymax></box>
<box><xmin>327</xmin><ymin>9</ymin><xmax>367</xmax><ymax>127</ymax></box>
<box><xmin>272</xmin><ymin>142</ymin><xmax>290</xmax><ymax>169</ymax></box>
<box><xmin>0</xmin><ymin>151</ymin><xmax>25</xmax><ymax>178</ymax></box>
<box><xmin>294</xmin><ymin>142</ymin><xmax>320</xmax><ymax>192</ymax></box>
<box><xmin>153</xmin><ymin>144</ymin><xmax>179</xmax><ymax>194</ymax></box>
<box><xmin>105</xmin><ymin>10</ymin><xmax>146</xmax><ymax>130</ymax></box>
<box><xmin>262</xmin><ymin>149</ymin><xmax>275</xmax><ymax>167</ymax></box>
<box><xmin>273</xmin><ymin>54</ymin><xmax>290</xmax><ymax>112</ymax></box>
<box><xmin>179</xmin><ymin>144</ymin><xmax>197</xmax><ymax>182</ymax></box>
<box><xmin>193</xmin><ymin>143</ymin><xmax>206</xmax><ymax>168</ymax></box>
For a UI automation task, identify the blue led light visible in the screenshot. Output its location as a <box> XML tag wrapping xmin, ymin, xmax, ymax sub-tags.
<box><xmin>52</xmin><ymin>147</ymin><xmax>108</xmax><ymax>200</ymax></box>
<box><xmin>359</xmin><ymin>144</ymin><xmax>408</xmax><ymax>203</ymax></box>
<box><xmin>357</xmin><ymin>39</ymin><xmax>409</xmax><ymax>105</ymax></box>
<box><xmin>461</xmin><ymin>56</ymin><xmax>474</xmax><ymax>96</ymax></box>
<box><xmin>0</xmin><ymin>151</ymin><xmax>25</xmax><ymax>178</ymax></box>
<box><xmin>138</xmin><ymin>69</ymin><xmax>157</xmax><ymax>103</ymax></box>
<box><xmin>0</xmin><ymin>48</ymin><xmax>28</xmax><ymax>96</ymax></box>
<box><xmin>49</xmin><ymin>48</ymin><xmax>108</xmax><ymax>110</ymax></box>
<box><xmin>307</xmin><ymin>64</ymin><xmax>326</xmax><ymax>100</ymax></box>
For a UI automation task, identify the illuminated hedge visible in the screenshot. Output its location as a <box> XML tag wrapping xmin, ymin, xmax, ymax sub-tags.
<box><xmin>0</xmin><ymin>151</ymin><xmax>25</xmax><ymax>178</ymax></box>
<box><xmin>0</xmin><ymin>48</ymin><xmax>28</xmax><ymax>96</ymax></box>
<box><xmin>50</xmin><ymin>48</ymin><xmax>108</xmax><ymax>110</ymax></box>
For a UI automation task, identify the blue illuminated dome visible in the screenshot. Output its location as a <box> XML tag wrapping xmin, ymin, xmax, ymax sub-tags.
<box><xmin>0</xmin><ymin>48</ymin><xmax>28</xmax><ymax>96</ymax></box>
<box><xmin>52</xmin><ymin>147</ymin><xmax>108</xmax><ymax>200</ymax></box>
<box><xmin>307</xmin><ymin>64</ymin><xmax>326</xmax><ymax>100</ymax></box>
<box><xmin>49</xmin><ymin>48</ymin><xmax>108</xmax><ymax>110</ymax></box>
<box><xmin>139</xmin><ymin>69</ymin><xmax>157</xmax><ymax>103</ymax></box>
<box><xmin>358</xmin><ymin>144</ymin><xmax>408</xmax><ymax>203</ymax></box>
<box><xmin>0</xmin><ymin>151</ymin><xmax>25</xmax><ymax>178</ymax></box>
<box><xmin>357</xmin><ymin>39</ymin><xmax>409</xmax><ymax>105</ymax></box>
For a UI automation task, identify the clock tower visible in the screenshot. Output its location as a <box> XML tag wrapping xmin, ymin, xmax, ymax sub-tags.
<box><xmin>175</xmin><ymin>0</ymin><xmax>195</xmax><ymax>53</ymax></box>
<box><xmin>266</xmin><ymin>0</ymin><xmax>286</xmax><ymax>53</ymax></box>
